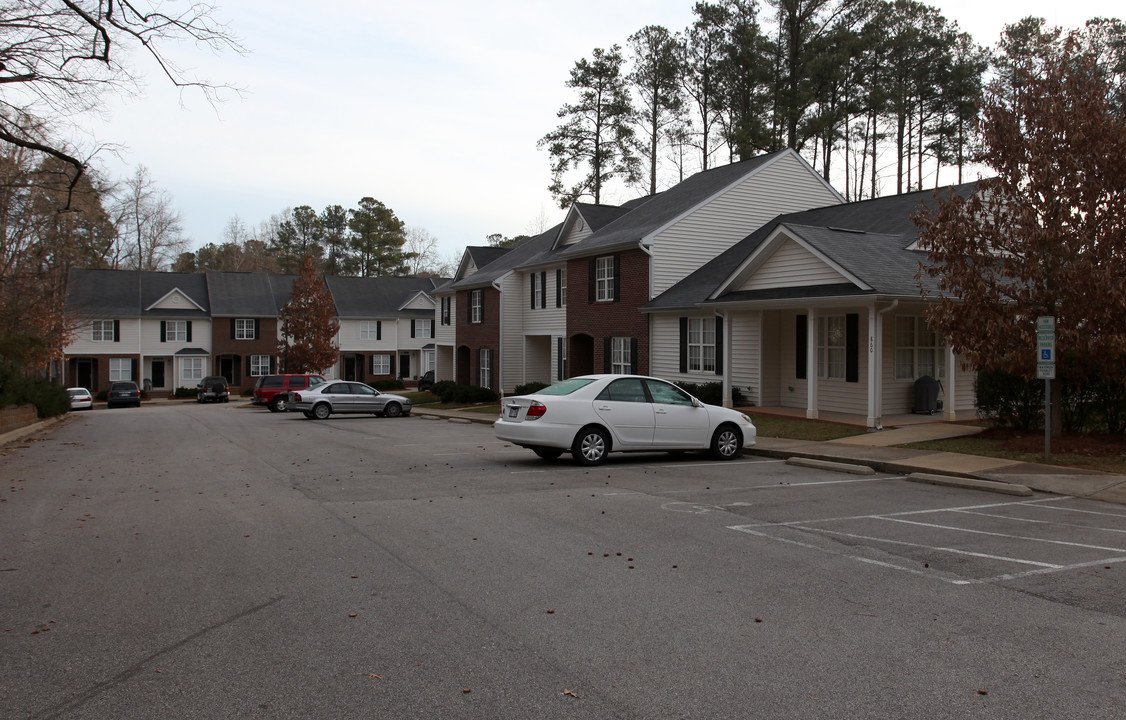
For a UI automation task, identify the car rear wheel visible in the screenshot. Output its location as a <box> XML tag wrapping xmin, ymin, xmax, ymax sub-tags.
<box><xmin>532</xmin><ymin>447</ymin><xmax>564</xmax><ymax>461</ymax></box>
<box><xmin>312</xmin><ymin>403</ymin><xmax>331</xmax><ymax>420</ymax></box>
<box><xmin>384</xmin><ymin>402</ymin><xmax>402</xmax><ymax>418</ymax></box>
<box><xmin>710</xmin><ymin>424</ymin><xmax>742</xmax><ymax>460</ymax></box>
<box><xmin>572</xmin><ymin>426</ymin><xmax>610</xmax><ymax>466</ymax></box>
<box><xmin>270</xmin><ymin>396</ymin><xmax>288</xmax><ymax>413</ymax></box>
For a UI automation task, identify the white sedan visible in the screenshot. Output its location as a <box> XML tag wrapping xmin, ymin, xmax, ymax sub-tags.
<box><xmin>67</xmin><ymin>387</ymin><xmax>93</xmax><ymax>410</ymax></box>
<box><xmin>494</xmin><ymin>375</ymin><xmax>756</xmax><ymax>465</ymax></box>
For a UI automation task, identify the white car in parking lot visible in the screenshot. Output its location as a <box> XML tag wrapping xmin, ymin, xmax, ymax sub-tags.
<box><xmin>494</xmin><ymin>374</ymin><xmax>756</xmax><ymax>465</ymax></box>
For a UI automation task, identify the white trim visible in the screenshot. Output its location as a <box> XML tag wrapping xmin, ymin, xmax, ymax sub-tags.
<box><xmin>145</xmin><ymin>287</ymin><xmax>206</xmax><ymax>312</ymax></box>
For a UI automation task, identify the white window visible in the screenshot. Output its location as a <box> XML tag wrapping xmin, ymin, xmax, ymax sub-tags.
<box><xmin>235</xmin><ymin>319</ymin><xmax>256</xmax><ymax>340</ymax></box>
<box><xmin>92</xmin><ymin>320</ymin><xmax>114</xmax><ymax>342</ymax></box>
<box><xmin>166</xmin><ymin>321</ymin><xmax>187</xmax><ymax>342</ymax></box>
<box><xmin>688</xmin><ymin>318</ymin><xmax>716</xmax><ymax>372</ymax></box>
<box><xmin>372</xmin><ymin>354</ymin><xmax>390</xmax><ymax>374</ymax></box>
<box><xmin>818</xmin><ymin>316</ymin><xmax>847</xmax><ymax>380</ymax></box>
<box><xmin>479</xmin><ymin>349</ymin><xmax>492</xmax><ymax>388</ymax></box>
<box><xmin>611</xmin><ymin>337</ymin><xmax>632</xmax><ymax>374</ymax></box>
<box><xmin>250</xmin><ymin>355</ymin><xmax>271</xmax><ymax>376</ymax></box>
<box><xmin>895</xmin><ymin>316</ymin><xmax>944</xmax><ymax>380</ymax></box>
<box><xmin>415</xmin><ymin>319</ymin><xmax>432</xmax><ymax>338</ymax></box>
<box><xmin>360</xmin><ymin>321</ymin><xmax>380</xmax><ymax>340</ymax></box>
<box><xmin>595</xmin><ymin>256</ymin><xmax>615</xmax><ymax>301</ymax></box>
<box><xmin>531</xmin><ymin>272</ymin><xmax>545</xmax><ymax>309</ymax></box>
<box><xmin>441</xmin><ymin>297</ymin><xmax>451</xmax><ymax>325</ymax></box>
<box><xmin>109</xmin><ymin>358</ymin><xmax>131</xmax><ymax>381</ymax></box>
<box><xmin>559</xmin><ymin>269</ymin><xmax>567</xmax><ymax>307</ymax></box>
<box><xmin>470</xmin><ymin>290</ymin><xmax>483</xmax><ymax>323</ymax></box>
<box><xmin>182</xmin><ymin>357</ymin><xmax>203</xmax><ymax>381</ymax></box>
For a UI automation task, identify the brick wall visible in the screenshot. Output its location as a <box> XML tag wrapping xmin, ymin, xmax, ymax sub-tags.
<box><xmin>566</xmin><ymin>248</ymin><xmax>651</xmax><ymax>375</ymax></box>
<box><xmin>455</xmin><ymin>287</ymin><xmax>500</xmax><ymax>388</ymax></box>
<box><xmin>0</xmin><ymin>405</ymin><xmax>38</xmax><ymax>435</ymax></box>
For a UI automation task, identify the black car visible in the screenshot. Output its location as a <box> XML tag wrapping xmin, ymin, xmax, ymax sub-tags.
<box><xmin>417</xmin><ymin>370</ymin><xmax>435</xmax><ymax>392</ymax></box>
<box><xmin>197</xmin><ymin>376</ymin><xmax>230</xmax><ymax>403</ymax></box>
<box><xmin>107</xmin><ymin>381</ymin><xmax>141</xmax><ymax>408</ymax></box>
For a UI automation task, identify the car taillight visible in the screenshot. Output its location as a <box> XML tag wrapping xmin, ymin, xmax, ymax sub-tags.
<box><xmin>293</xmin><ymin>393</ymin><xmax>302</xmax><ymax>402</ymax></box>
<box><xmin>526</xmin><ymin>401</ymin><xmax>546</xmax><ymax>419</ymax></box>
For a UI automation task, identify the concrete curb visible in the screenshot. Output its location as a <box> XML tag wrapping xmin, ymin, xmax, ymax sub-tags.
<box><xmin>786</xmin><ymin>457</ymin><xmax>875</xmax><ymax>475</ymax></box>
<box><xmin>906</xmin><ymin>472</ymin><xmax>1033</xmax><ymax>496</ymax></box>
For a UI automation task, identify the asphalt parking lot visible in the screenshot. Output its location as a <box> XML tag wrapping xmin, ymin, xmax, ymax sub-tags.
<box><xmin>3</xmin><ymin>403</ymin><xmax>1126</xmax><ymax>718</ymax></box>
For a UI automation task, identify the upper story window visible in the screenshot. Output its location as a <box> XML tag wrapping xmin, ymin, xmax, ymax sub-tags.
<box><xmin>530</xmin><ymin>272</ymin><xmax>545</xmax><ymax>309</ymax></box>
<box><xmin>687</xmin><ymin>318</ymin><xmax>716</xmax><ymax>372</ymax></box>
<box><xmin>470</xmin><ymin>289</ymin><xmax>483</xmax><ymax>323</ymax></box>
<box><xmin>414</xmin><ymin>319</ymin><xmax>433</xmax><ymax>338</ymax></box>
<box><xmin>360</xmin><ymin>321</ymin><xmax>381</xmax><ymax>340</ymax></box>
<box><xmin>595</xmin><ymin>256</ymin><xmax>615</xmax><ymax>302</ymax></box>
<box><xmin>441</xmin><ymin>297</ymin><xmax>451</xmax><ymax>325</ymax></box>
<box><xmin>165</xmin><ymin>321</ymin><xmax>187</xmax><ymax>342</ymax></box>
<box><xmin>234</xmin><ymin>318</ymin><xmax>256</xmax><ymax>340</ymax></box>
<box><xmin>558</xmin><ymin>269</ymin><xmax>567</xmax><ymax>307</ymax></box>
<box><xmin>92</xmin><ymin>320</ymin><xmax>115</xmax><ymax>342</ymax></box>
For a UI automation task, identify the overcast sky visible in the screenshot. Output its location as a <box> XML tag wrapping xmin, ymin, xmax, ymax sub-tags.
<box><xmin>83</xmin><ymin>0</ymin><xmax>1119</xmax><ymax>264</ymax></box>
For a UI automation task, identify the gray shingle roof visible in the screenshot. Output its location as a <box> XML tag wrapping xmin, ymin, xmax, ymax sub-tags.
<box><xmin>450</xmin><ymin>223</ymin><xmax>565</xmax><ymax>289</ymax></box>
<box><xmin>66</xmin><ymin>268</ymin><xmax>211</xmax><ymax>316</ymax></box>
<box><xmin>325</xmin><ymin>276</ymin><xmax>437</xmax><ymax>318</ymax></box>
<box><xmin>206</xmin><ymin>271</ymin><xmax>292</xmax><ymax>316</ymax></box>
<box><xmin>559</xmin><ymin>150</ymin><xmax>792</xmax><ymax>257</ymax></box>
<box><xmin>643</xmin><ymin>183</ymin><xmax>979</xmax><ymax>311</ymax></box>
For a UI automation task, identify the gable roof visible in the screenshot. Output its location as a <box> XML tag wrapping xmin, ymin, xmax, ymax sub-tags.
<box><xmin>643</xmin><ymin>183</ymin><xmax>979</xmax><ymax>311</ymax></box>
<box><xmin>325</xmin><ymin>276</ymin><xmax>439</xmax><ymax>318</ymax></box>
<box><xmin>66</xmin><ymin>268</ymin><xmax>211</xmax><ymax>317</ymax></box>
<box><xmin>559</xmin><ymin>149</ymin><xmax>821</xmax><ymax>258</ymax></box>
<box><xmin>449</xmin><ymin>223</ymin><xmax>566</xmax><ymax>289</ymax></box>
<box><xmin>206</xmin><ymin>271</ymin><xmax>295</xmax><ymax>316</ymax></box>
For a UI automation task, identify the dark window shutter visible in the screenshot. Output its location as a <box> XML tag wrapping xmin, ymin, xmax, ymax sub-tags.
<box><xmin>539</xmin><ymin>272</ymin><xmax>547</xmax><ymax>308</ymax></box>
<box><xmin>613</xmin><ymin>255</ymin><xmax>621</xmax><ymax>301</ymax></box>
<box><xmin>846</xmin><ymin>313</ymin><xmax>859</xmax><ymax>383</ymax></box>
<box><xmin>270</xmin><ymin>356</ymin><xmax>276</xmax><ymax>373</ymax></box>
<box><xmin>679</xmin><ymin>318</ymin><xmax>688</xmax><ymax>373</ymax></box>
<box><xmin>588</xmin><ymin>258</ymin><xmax>596</xmax><ymax>303</ymax></box>
<box><xmin>430</xmin><ymin>321</ymin><xmax>435</xmax><ymax>339</ymax></box>
<box><xmin>377</xmin><ymin>321</ymin><xmax>382</xmax><ymax>341</ymax></box>
<box><xmin>230</xmin><ymin>319</ymin><xmax>236</xmax><ymax>339</ymax></box>
<box><xmin>131</xmin><ymin>358</ymin><xmax>138</xmax><ymax>380</ymax></box>
<box><xmin>557</xmin><ymin>337</ymin><xmax>565</xmax><ymax>380</ymax></box>
<box><xmin>630</xmin><ymin>338</ymin><xmax>638</xmax><ymax>373</ymax></box>
<box><xmin>186</xmin><ymin>321</ymin><xmax>192</xmax><ymax>342</ymax></box>
<box><xmin>555</xmin><ymin>269</ymin><xmax>562</xmax><ymax>307</ymax></box>
<box><xmin>796</xmin><ymin>315</ymin><xmax>808</xmax><ymax>380</ymax></box>
<box><xmin>480</xmin><ymin>290</ymin><xmax>486</xmax><ymax>321</ymax></box>
<box><xmin>160</xmin><ymin>321</ymin><xmax>166</xmax><ymax>342</ymax></box>
<box><xmin>530</xmin><ymin>274</ymin><xmax>536</xmax><ymax>309</ymax></box>
<box><xmin>467</xmin><ymin>292</ymin><xmax>473</xmax><ymax>322</ymax></box>
<box><xmin>254</xmin><ymin>319</ymin><xmax>261</xmax><ymax>339</ymax></box>
<box><xmin>245</xmin><ymin>355</ymin><xmax>251</xmax><ymax>376</ymax></box>
<box><xmin>389</xmin><ymin>355</ymin><xmax>396</xmax><ymax>376</ymax></box>
<box><xmin>715</xmin><ymin>316</ymin><xmax>724</xmax><ymax>376</ymax></box>
<box><xmin>113</xmin><ymin>320</ymin><xmax>120</xmax><ymax>342</ymax></box>
<box><xmin>411</xmin><ymin>319</ymin><xmax>416</xmax><ymax>338</ymax></box>
<box><xmin>603</xmin><ymin>337</ymin><xmax>611</xmax><ymax>373</ymax></box>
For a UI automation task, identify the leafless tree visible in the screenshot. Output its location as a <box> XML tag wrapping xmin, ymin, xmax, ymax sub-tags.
<box><xmin>110</xmin><ymin>164</ymin><xmax>185</xmax><ymax>270</ymax></box>
<box><xmin>0</xmin><ymin>1</ymin><xmax>244</xmax><ymax>200</ymax></box>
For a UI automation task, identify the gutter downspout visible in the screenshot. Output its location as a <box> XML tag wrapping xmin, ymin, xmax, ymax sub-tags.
<box><xmin>870</xmin><ymin>299</ymin><xmax>899</xmax><ymax>430</ymax></box>
<box><xmin>493</xmin><ymin>278</ymin><xmax>505</xmax><ymax>400</ymax></box>
<box><xmin>640</xmin><ymin>241</ymin><xmax>653</xmax><ymax>376</ymax></box>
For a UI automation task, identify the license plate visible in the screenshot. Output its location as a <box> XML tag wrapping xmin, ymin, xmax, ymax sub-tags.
<box><xmin>508</xmin><ymin>406</ymin><xmax>519</xmax><ymax>418</ymax></box>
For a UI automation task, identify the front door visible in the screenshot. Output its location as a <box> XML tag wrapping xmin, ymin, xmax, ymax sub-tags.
<box><xmin>343</xmin><ymin>355</ymin><xmax>357</xmax><ymax>381</ymax></box>
<box><xmin>399</xmin><ymin>354</ymin><xmax>410</xmax><ymax>379</ymax></box>
<box><xmin>219</xmin><ymin>356</ymin><xmax>235</xmax><ymax>385</ymax></box>
<box><xmin>151</xmin><ymin>360</ymin><xmax>165</xmax><ymax>389</ymax></box>
<box><xmin>76</xmin><ymin>360</ymin><xmax>93</xmax><ymax>391</ymax></box>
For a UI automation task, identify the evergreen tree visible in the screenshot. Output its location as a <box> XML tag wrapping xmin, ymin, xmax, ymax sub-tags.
<box><xmin>627</xmin><ymin>25</ymin><xmax>684</xmax><ymax>194</ymax></box>
<box><xmin>346</xmin><ymin>197</ymin><xmax>408</xmax><ymax>277</ymax></box>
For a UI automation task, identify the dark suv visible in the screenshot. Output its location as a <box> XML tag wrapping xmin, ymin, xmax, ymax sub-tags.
<box><xmin>197</xmin><ymin>376</ymin><xmax>230</xmax><ymax>403</ymax></box>
<box><xmin>107</xmin><ymin>381</ymin><xmax>141</xmax><ymax>408</ymax></box>
<box><xmin>417</xmin><ymin>370</ymin><xmax>435</xmax><ymax>392</ymax></box>
<box><xmin>252</xmin><ymin>374</ymin><xmax>325</xmax><ymax>412</ymax></box>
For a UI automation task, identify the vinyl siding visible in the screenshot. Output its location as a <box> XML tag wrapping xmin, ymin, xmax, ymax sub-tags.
<box><xmin>649</xmin><ymin>152</ymin><xmax>842</xmax><ymax>297</ymax></box>
<box><xmin>738</xmin><ymin>238</ymin><xmax>848</xmax><ymax>290</ymax></box>
<box><xmin>337</xmin><ymin>319</ymin><xmax>396</xmax><ymax>352</ymax></box>
<box><xmin>522</xmin><ymin>268</ymin><xmax>566</xmax><ymax>335</ymax></box>
<box><xmin>436</xmin><ymin>296</ymin><xmax>456</xmax><ymax>343</ymax></box>
<box><xmin>729</xmin><ymin>312</ymin><xmax>760</xmax><ymax>406</ymax></box>
<box><xmin>523</xmin><ymin>335</ymin><xmax>552</xmax><ymax>387</ymax></box>
<box><xmin>140</xmin><ymin>318</ymin><xmax>212</xmax><ymax>355</ymax></box>
<box><xmin>68</xmin><ymin>318</ymin><xmax>139</xmax><ymax>354</ymax></box>
<box><xmin>402</xmin><ymin>294</ymin><xmax>434</xmax><ymax>311</ymax></box>
<box><xmin>500</xmin><ymin>274</ymin><xmax>524</xmax><ymax>394</ymax></box>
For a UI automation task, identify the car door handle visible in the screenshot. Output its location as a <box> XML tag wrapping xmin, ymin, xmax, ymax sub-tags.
<box><xmin>597</xmin><ymin>405</ymin><xmax>612</xmax><ymax>411</ymax></box>
<box><xmin>654</xmin><ymin>408</ymin><xmax>668</xmax><ymax>414</ymax></box>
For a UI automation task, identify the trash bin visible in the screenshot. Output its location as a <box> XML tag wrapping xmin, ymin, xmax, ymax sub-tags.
<box><xmin>913</xmin><ymin>375</ymin><xmax>941</xmax><ymax>415</ymax></box>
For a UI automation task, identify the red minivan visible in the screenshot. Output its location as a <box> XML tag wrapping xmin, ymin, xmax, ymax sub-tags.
<box><xmin>252</xmin><ymin>374</ymin><xmax>326</xmax><ymax>412</ymax></box>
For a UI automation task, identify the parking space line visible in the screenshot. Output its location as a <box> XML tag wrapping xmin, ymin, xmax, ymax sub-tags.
<box><xmin>957</xmin><ymin>555</ymin><xmax>1126</xmax><ymax>585</ymax></box>
<box><xmin>1023</xmin><ymin>503</ymin><xmax>1126</xmax><ymax>520</ymax></box>
<box><xmin>876</xmin><ymin>516</ymin><xmax>1126</xmax><ymax>553</ymax></box>
<box><xmin>732</xmin><ymin>497</ymin><xmax>1070</xmax><ymax>530</ymax></box>
<box><xmin>730</xmin><ymin>526</ymin><xmax>940</xmax><ymax>580</ymax></box>
<box><xmin>807</xmin><ymin>526</ymin><xmax>1063</xmax><ymax>567</ymax></box>
<box><xmin>954</xmin><ymin>509</ymin><xmax>1126</xmax><ymax>535</ymax></box>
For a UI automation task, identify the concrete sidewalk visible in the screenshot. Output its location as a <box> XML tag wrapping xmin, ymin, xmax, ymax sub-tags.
<box><xmin>415</xmin><ymin>407</ymin><xmax>1126</xmax><ymax>506</ymax></box>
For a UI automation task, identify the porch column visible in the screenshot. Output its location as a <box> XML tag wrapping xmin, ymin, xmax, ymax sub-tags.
<box><xmin>944</xmin><ymin>345</ymin><xmax>957</xmax><ymax>421</ymax></box>
<box><xmin>806</xmin><ymin>307</ymin><xmax>818</xmax><ymax>420</ymax></box>
<box><xmin>867</xmin><ymin>304</ymin><xmax>881</xmax><ymax>428</ymax></box>
<box><xmin>720</xmin><ymin>311</ymin><xmax>732</xmax><ymax>408</ymax></box>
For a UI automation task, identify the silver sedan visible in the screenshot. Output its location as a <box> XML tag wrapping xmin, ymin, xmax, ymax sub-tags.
<box><xmin>289</xmin><ymin>381</ymin><xmax>412</xmax><ymax>420</ymax></box>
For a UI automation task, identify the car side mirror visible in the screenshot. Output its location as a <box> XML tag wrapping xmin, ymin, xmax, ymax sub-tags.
<box><xmin>692</xmin><ymin>397</ymin><xmax>702</xmax><ymax>408</ymax></box>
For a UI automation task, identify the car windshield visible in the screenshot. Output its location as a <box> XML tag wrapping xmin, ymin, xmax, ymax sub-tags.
<box><xmin>536</xmin><ymin>378</ymin><xmax>597</xmax><ymax>396</ymax></box>
<box><xmin>309</xmin><ymin>376</ymin><xmax>325</xmax><ymax>387</ymax></box>
<box><xmin>68</xmin><ymin>389</ymin><xmax>86</xmax><ymax>397</ymax></box>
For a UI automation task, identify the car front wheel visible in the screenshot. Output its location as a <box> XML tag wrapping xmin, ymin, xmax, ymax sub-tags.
<box><xmin>383</xmin><ymin>402</ymin><xmax>402</xmax><ymax>418</ymax></box>
<box><xmin>572</xmin><ymin>426</ymin><xmax>610</xmax><ymax>466</ymax></box>
<box><xmin>710</xmin><ymin>424</ymin><xmax>742</xmax><ymax>460</ymax></box>
<box><xmin>312</xmin><ymin>403</ymin><xmax>331</xmax><ymax>420</ymax></box>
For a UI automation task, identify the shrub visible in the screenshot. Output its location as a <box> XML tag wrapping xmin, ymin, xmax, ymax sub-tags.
<box><xmin>373</xmin><ymin>379</ymin><xmax>405</xmax><ymax>390</ymax></box>
<box><xmin>436</xmin><ymin>382</ymin><xmax>497</xmax><ymax>404</ymax></box>
<box><xmin>0</xmin><ymin>363</ymin><xmax>70</xmax><ymax>418</ymax></box>
<box><xmin>671</xmin><ymin>380</ymin><xmax>744</xmax><ymax>406</ymax></box>
<box><xmin>174</xmin><ymin>387</ymin><xmax>199</xmax><ymax>398</ymax></box>
<box><xmin>975</xmin><ymin>368</ymin><xmax>1042</xmax><ymax>430</ymax></box>
<box><xmin>514</xmin><ymin>381</ymin><xmax>549</xmax><ymax>395</ymax></box>
<box><xmin>431</xmin><ymin>380</ymin><xmax>457</xmax><ymax>398</ymax></box>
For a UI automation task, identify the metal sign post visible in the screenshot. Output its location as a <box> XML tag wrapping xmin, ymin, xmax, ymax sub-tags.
<box><xmin>1037</xmin><ymin>317</ymin><xmax>1055</xmax><ymax>457</ymax></box>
